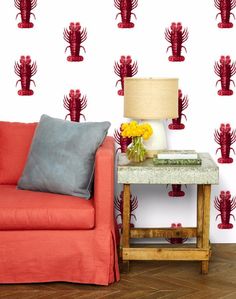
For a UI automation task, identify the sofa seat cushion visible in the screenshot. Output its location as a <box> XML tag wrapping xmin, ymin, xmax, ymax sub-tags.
<box><xmin>0</xmin><ymin>185</ymin><xmax>94</xmax><ymax>230</ymax></box>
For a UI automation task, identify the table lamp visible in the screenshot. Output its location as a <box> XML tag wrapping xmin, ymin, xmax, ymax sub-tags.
<box><xmin>124</xmin><ymin>78</ymin><xmax>178</xmax><ymax>157</ymax></box>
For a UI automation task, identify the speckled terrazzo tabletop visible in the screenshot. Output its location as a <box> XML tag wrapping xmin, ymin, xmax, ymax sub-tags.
<box><xmin>117</xmin><ymin>153</ymin><xmax>219</xmax><ymax>185</ymax></box>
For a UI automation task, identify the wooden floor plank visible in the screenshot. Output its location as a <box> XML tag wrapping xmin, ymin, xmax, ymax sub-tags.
<box><xmin>221</xmin><ymin>292</ymin><xmax>236</xmax><ymax>299</ymax></box>
<box><xmin>0</xmin><ymin>244</ymin><xmax>235</xmax><ymax>299</ymax></box>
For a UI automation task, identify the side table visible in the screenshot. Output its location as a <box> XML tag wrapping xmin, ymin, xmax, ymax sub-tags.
<box><xmin>117</xmin><ymin>153</ymin><xmax>219</xmax><ymax>274</ymax></box>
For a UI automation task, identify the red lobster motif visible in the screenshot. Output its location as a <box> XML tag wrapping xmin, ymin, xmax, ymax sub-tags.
<box><xmin>168</xmin><ymin>89</ymin><xmax>188</xmax><ymax>130</ymax></box>
<box><xmin>114</xmin><ymin>125</ymin><xmax>132</xmax><ymax>154</ymax></box>
<box><xmin>64</xmin><ymin>22</ymin><xmax>87</xmax><ymax>62</ymax></box>
<box><xmin>215</xmin><ymin>0</ymin><xmax>236</xmax><ymax>28</ymax></box>
<box><xmin>215</xmin><ymin>55</ymin><xmax>236</xmax><ymax>96</ymax></box>
<box><xmin>114</xmin><ymin>55</ymin><xmax>138</xmax><ymax>96</ymax></box>
<box><xmin>114</xmin><ymin>0</ymin><xmax>138</xmax><ymax>28</ymax></box>
<box><xmin>165</xmin><ymin>22</ymin><xmax>188</xmax><ymax>62</ymax></box>
<box><xmin>166</xmin><ymin>223</ymin><xmax>188</xmax><ymax>244</ymax></box>
<box><xmin>63</xmin><ymin>90</ymin><xmax>87</xmax><ymax>122</ymax></box>
<box><xmin>168</xmin><ymin>184</ymin><xmax>185</xmax><ymax>197</ymax></box>
<box><xmin>15</xmin><ymin>55</ymin><xmax>37</xmax><ymax>96</ymax></box>
<box><xmin>15</xmin><ymin>0</ymin><xmax>37</xmax><ymax>28</ymax></box>
<box><xmin>215</xmin><ymin>191</ymin><xmax>236</xmax><ymax>229</ymax></box>
<box><xmin>214</xmin><ymin>123</ymin><xmax>236</xmax><ymax>163</ymax></box>
<box><xmin>115</xmin><ymin>191</ymin><xmax>138</xmax><ymax>229</ymax></box>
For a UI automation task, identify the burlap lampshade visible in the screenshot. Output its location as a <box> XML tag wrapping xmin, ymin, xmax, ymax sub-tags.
<box><xmin>124</xmin><ymin>78</ymin><xmax>178</xmax><ymax>119</ymax></box>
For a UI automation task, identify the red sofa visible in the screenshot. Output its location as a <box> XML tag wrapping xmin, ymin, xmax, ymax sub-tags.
<box><xmin>0</xmin><ymin>121</ymin><xmax>119</xmax><ymax>285</ymax></box>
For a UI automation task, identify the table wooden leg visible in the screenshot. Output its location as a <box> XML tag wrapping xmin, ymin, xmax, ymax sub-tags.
<box><xmin>197</xmin><ymin>185</ymin><xmax>203</xmax><ymax>248</ymax></box>
<box><xmin>121</xmin><ymin>184</ymin><xmax>131</xmax><ymax>270</ymax></box>
<box><xmin>201</xmin><ymin>184</ymin><xmax>211</xmax><ymax>274</ymax></box>
<box><xmin>201</xmin><ymin>261</ymin><xmax>209</xmax><ymax>275</ymax></box>
<box><xmin>120</xmin><ymin>261</ymin><xmax>130</xmax><ymax>273</ymax></box>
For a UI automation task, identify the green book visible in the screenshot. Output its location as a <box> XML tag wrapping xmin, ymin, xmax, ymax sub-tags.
<box><xmin>153</xmin><ymin>157</ymin><xmax>202</xmax><ymax>166</ymax></box>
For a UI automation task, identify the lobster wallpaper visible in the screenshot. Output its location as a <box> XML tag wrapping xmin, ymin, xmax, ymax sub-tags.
<box><xmin>0</xmin><ymin>0</ymin><xmax>236</xmax><ymax>243</ymax></box>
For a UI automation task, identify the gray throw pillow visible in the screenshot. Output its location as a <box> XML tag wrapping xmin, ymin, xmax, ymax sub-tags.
<box><xmin>17</xmin><ymin>114</ymin><xmax>110</xmax><ymax>199</ymax></box>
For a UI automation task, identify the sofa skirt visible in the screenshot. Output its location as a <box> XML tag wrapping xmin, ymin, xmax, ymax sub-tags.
<box><xmin>0</xmin><ymin>228</ymin><xmax>120</xmax><ymax>285</ymax></box>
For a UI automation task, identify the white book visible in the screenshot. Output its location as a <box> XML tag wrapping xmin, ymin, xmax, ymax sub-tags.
<box><xmin>156</xmin><ymin>150</ymin><xmax>198</xmax><ymax>160</ymax></box>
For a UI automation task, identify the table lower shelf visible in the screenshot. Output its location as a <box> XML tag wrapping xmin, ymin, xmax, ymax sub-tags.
<box><xmin>121</xmin><ymin>227</ymin><xmax>211</xmax><ymax>262</ymax></box>
<box><xmin>122</xmin><ymin>247</ymin><xmax>211</xmax><ymax>261</ymax></box>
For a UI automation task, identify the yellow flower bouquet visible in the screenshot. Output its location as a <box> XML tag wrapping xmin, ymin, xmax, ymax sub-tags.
<box><xmin>121</xmin><ymin>121</ymin><xmax>153</xmax><ymax>162</ymax></box>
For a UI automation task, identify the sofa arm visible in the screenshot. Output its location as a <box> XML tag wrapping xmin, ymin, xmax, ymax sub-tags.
<box><xmin>94</xmin><ymin>136</ymin><xmax>115</xmax><ymax>228</ymax></box>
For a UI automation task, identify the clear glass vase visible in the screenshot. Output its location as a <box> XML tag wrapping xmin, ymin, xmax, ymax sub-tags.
<box><xmin>127</xmin><ymin>136</ymin><xmax>147</xmax><ymax>163</ymax></box>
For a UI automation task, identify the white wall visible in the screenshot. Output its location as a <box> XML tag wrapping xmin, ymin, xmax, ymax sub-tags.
<box><xmin>0</xmin><ymin>0</ymin><xmax>235</xmax><ymax>242</ymax></box>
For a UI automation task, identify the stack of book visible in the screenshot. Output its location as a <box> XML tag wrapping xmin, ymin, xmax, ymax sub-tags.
<box><xmin>153</xmin><ymin>150</ymin><xmax>201</xmax><ymax>166</ymax></box>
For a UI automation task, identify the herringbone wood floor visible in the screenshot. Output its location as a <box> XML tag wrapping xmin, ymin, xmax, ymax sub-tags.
<box><xmin>0</xmin><ymin>244</ymin><xmax>236</xmax><ymax>299</ymax></box>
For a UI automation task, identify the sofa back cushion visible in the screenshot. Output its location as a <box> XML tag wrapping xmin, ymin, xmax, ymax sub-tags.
<box><xmin>0</xmin><ymin>121</ymin><xmax>37</xmax><ymax>184</ymax></box>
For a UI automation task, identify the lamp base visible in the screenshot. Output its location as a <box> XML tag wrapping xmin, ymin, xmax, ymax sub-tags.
<box><xmin>142</xmin><ymin>120</ymin><xmax>167</xmax><ymax>157</ymax></box>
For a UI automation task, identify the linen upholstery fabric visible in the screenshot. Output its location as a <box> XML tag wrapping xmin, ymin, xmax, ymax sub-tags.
<box><xmin>0</xmin><ymin>185</ymin><xmax>94</xmax><ymax>230</ymax></box>
<box><xmin>18</xmin><ymin>114</ymin><xmax>110</xmax><ymax>199</ymax></box>
<box><xmin>0</xmin><ymin>121</ymin><xmax>37</xmax><ymax>184</ymax></box>
<box><xmin>0</xmin><ymin>137</ymin><xmax>120</xmax><ymax>285</ymax></box>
